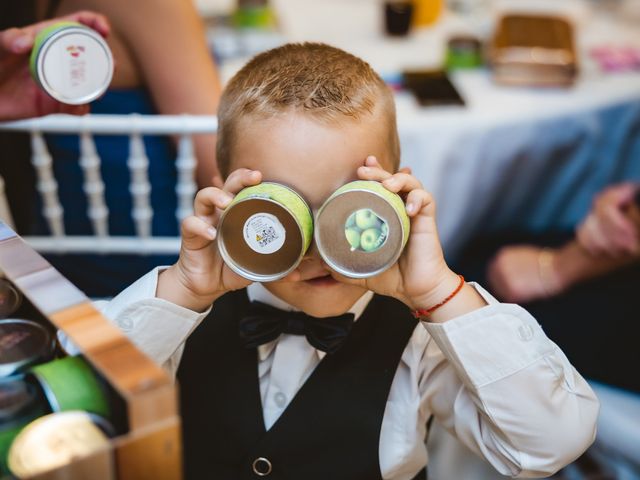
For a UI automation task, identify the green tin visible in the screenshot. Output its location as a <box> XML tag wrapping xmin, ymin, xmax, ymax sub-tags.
<box><xmin>218</xmin><ymin>182</ymin><xmax>313</xmax><ymax>281</ymax></box>
<box><xmin>30</xmin><ymin>21</ymin><xmax>113</xmax><ymax>105</ymax></box>
<box><xmin>315</xmin><ymin>180</ymin><xmax>410</xmax><ymax>278</ymax></box>
<box><xmin>30</xmin><ymin>356</ymin><xmax>109</xmax><ymax>418</ymax></box>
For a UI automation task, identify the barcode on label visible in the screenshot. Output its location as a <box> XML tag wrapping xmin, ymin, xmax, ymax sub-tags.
<box><xmin>257</xmin><ymin>226</ymin><xmax>278</xmax><ymax>247</ymax></box>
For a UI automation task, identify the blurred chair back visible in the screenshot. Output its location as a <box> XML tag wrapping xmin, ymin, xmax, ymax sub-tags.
<box><xmin>0</xmin><ymin>114</ymin><xmax>217</xmax><ymax>255</ymax></box>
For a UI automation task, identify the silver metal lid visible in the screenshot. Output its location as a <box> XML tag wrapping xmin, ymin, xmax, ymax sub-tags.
<box><xmin>315</xmin><ymin>189</ymin><xmax>406</xmax><ymax>278</ymax></box>
<box><xmin>34</xmin><ymin>26</ymin><xmax>113</xmax><ymax>105</ymax></box>
<box><xmin>0</xmin><ymin>320</ymin><xmax>54</xmax><ymax>378</ymax></box>
<box><xmin>218</xmin><ymin>197</ymin><xmax>307</xmax><ymax>282</ymax></box>
<box><xmin>0</xmin><ymin>279</ymin><xmax>22</xmax><ymax>319</ymax></box>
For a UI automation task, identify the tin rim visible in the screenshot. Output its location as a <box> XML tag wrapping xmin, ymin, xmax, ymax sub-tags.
<box><xmin>0</xmin><ymin>319</ymin><xmax>55</xmax><ymax>378</ymax></box>
<box><xmin>0</xmin><ymin>279</ymin><xmax>22</xmax><ymax>317</ymax></box>
<box><xmin>29</xmin><ymin>357</ymin><xmax>109</xmax><ymax>417</ymax></box>
<box><xmin>34</xmin><ymin>26</ymin><xmax>113</xmax><ymax>105</ymax></box>
<box><xmin>0</xmin><ymin>379</ymin><xmax>39</xmax><ymax>422</ymax></box>
<box><xmin>218</xmin><ymin>188</ymin><xmax>312</xmax><ymax>282</ymax></box>
<box><xmin>315</xmin><ymin>187</ymin><xmax>408</xmax><ymax>279</ymax></box>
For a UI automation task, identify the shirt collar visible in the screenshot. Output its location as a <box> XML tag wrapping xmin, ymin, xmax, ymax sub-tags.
<box><xmin>246</xmin><ymin>283</ymin><xmax>374</xmax><ymax>361</ymax></box>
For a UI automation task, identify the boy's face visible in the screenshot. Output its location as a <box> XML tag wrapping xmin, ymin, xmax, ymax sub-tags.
<box><xmin>230</xmin><ymin>111</ymin><xmax>395</xmax><ymax>317</ymax></box>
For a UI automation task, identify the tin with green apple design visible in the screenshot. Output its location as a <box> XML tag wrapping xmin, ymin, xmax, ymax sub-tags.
<box><xmin>30</xmin><ymin>21</ymin><xmax>113</xmax><ymax>105</ymax></box>
<box><xmin>315</xmin><ymin>180</ymin><xmax>410</xmax><ymax>278</ymax></box>
<box><xmin>217</xmin><ymin>182</ymin><xmax>313</xmax><ymax>281</ymax></box>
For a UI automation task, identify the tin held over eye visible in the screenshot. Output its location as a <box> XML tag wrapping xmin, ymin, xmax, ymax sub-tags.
<box><xmin>30</xmin><ymin>21</ymin><xmax>114</xmax><ymax>105</ymax></box>
<box><xmin>315</xmin><ymin>180</ymin><xmax>410</xmax><ymax>278</ymax></box>
<box><xmin>217</xmin><ymin>182</ymin><xmax>313</xmax><ymax>281</ymax></box>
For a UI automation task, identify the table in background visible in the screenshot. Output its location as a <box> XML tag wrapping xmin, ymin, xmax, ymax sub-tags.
<box><xmin>206</xmin><ymin>0</ymin><xmax>640</xmax><ymax>258</ymax></box>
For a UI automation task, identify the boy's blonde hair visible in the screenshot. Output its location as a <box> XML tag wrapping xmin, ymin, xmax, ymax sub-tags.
<box><xmin>216</xmin><ymin>43</ymin><xmax>400</xmax><ymax>177</ymax></box>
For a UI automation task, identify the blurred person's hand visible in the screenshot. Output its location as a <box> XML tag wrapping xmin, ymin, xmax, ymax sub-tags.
<box><xmin>0</xmin><ymin>11</ymin><xmax>109</xmax><ymax>121</ymax></box>
<box><xmin>488</xmin><ymin>245</ymin><xmax>563</xmax><ymax>303</ymax></box>
<box><xmin>576</xmin><ymin>182</ymin><xmax>640</xmax><ymax>258</ymax></box>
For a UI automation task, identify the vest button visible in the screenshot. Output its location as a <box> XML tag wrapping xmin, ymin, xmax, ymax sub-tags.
<box><xmin>252</xmin><ymin>457</ymin><xmax>272</xmax><ymax>476</ymax></box>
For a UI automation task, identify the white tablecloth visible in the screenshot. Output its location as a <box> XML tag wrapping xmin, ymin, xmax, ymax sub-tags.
<box><xmin>210</xmin><ymin>0</ymin><xmax>640</xmax><ymax>257</ymax></box>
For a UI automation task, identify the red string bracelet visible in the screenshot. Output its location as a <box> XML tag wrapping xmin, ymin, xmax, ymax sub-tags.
<box><xmin>412</xmin><ymin>275</ymin><xmax>465</xmax><ymax>319</ymax></box>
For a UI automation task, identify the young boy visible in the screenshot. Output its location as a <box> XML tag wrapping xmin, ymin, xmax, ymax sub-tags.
<box><xmin>100</xmin><ymin>43</ymin><xmax>598</xmax><ymax>479</ymax></box>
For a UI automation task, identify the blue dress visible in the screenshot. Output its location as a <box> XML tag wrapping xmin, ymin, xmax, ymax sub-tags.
<box><xmin>33</xmin><ymin>89</ymin><xmax>180</xmax><ymax>297</ymax></box>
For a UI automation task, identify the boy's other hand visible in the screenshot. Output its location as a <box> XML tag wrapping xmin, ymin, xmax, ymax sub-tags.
<box><xmin>330</xmin><ymin>156</ymin><xmax>486</xmax><ymax>321</ymax></box>
<box><xmin>0</xmin><ymin>11</ymin><xmax>110</xmax><ymax>121</ymax></box>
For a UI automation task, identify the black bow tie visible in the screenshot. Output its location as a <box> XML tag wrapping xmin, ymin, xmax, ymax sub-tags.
<box><xmin>239</xmin><ymin>301</ymin><xmax>355</xmax><ymax>354</ymax></box>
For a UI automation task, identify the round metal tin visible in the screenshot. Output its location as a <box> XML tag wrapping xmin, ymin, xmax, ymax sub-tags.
<box><xmin>315</xmin><ymin>180</ymin><xmax>410</xmax><ymax>278</ymax></box>
<box><xmin>30</xmin><ymin>356</ymin><xmax>110</xmax><ymax>418</ymax></box>
<box><xmin>0</xmin><ymin>379</ymin><xmax>47</xmax><ymax>476</ymax></box>
<box><xmin>30</xmin><ymin>21</ymin><xmax>113</xmax><ymax>105</ymax></box>
<box><xmin>218</xmin><ymin>182</ymin><xmax>313</xmax><ymax>282</ymax></box>
<box><xmin>0</xmin><ymin>378</ymin><xmax>39</xmax><ymax>422</ymax></box>
<box><xmin>0</xmin><ymin>280</ymin><xmax>22</xmax><ymax>319</ymax></box>
<box><xmin>7</xmin><ymin>411</ymin><xmax>111</xmax><ymax>478</ymax></box>
<box><xmin>0</xmin><ymin>320</ymin><xmax>55</xmax><ymax>378</ymax></box>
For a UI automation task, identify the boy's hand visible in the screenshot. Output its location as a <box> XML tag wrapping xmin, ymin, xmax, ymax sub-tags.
<box><xmin>330</xmin><ymin>156</ymin><xmax>486</xmax><ymax>321</ymax></box>
<box><xmin>158</xmin><ymin>169</ymin><xmax>299</xmax><ymax>312</ymax></box>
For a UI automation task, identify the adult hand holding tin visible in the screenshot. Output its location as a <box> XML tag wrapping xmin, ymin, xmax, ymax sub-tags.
<box><xmin>0</xmin><ymin>11</ymin><xmax>109</xmax><ymax>121</ymax></box>
<box><xmin>333</xmin><ymin>156</ymin><xmax>486</xmax><ymax>322</ymax></box>
<box><xmin>157</xmin><ymin>169</ymin><xmax>301</xmax><ymax>313</ymax></box>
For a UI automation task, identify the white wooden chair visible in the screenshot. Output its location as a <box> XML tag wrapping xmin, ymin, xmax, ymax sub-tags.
<box><xmin>0</xmin><ymin>114</ymin><xmax>217</xmax><ymax>255</ymax></box>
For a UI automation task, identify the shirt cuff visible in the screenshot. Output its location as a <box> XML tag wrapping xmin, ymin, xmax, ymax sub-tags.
<box><xmin>422</xmin><ymin>282</ymin><xmax>555</xmax><ymax>389</ymax></box>
<box><xmin>97</xmin><ymin>267</ymin><xmax>211</xmax><ymax>366</ymax></box>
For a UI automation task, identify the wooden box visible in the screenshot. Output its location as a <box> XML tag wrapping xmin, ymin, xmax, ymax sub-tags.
<box><xmin>489</xmin><ymin>14</ymin><xmax>578</xmax><ymax>87</ymax></box>
<box><xmin>0</xmin><ymin>222</ymin><xmax>182</xmax><ymax>480</ymax></box>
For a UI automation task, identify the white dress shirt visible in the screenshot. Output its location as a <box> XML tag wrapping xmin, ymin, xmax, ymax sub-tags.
<box><xmin>93</xmin><ymin>268</ymin><xmax>599</xmax><ymax>479</ymax></box>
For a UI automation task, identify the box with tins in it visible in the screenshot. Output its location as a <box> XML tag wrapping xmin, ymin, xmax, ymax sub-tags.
<box><xmin>0</xmin><ymin>222</ymin><xmax>181</xmax><ymax>480</ymax></box>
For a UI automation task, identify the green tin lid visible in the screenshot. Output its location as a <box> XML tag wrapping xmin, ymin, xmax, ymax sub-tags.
<box><xmin>30</xmin><ymin>356</ymin><xmax>109</xmax><ymax>419</ymax></box>
<box><xmin>29</xmin><ymin>21</ymin><xmax>81</xmax><ymax>80</ymax></box>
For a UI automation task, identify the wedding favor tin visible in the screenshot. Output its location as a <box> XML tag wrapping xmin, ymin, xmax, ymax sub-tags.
<box><xmin>0</xmin><ymin>280</ymin><xmax>22</xmax><ymax>319</ymax></box>
<box><xmin>30</xmin><ymin>356</ymin><xmax>110</xmax><ymax>418</ymax></box>
<box><xmin>0</xmin><ymin>379</ymin><xmax>47</xmax><ymax>475</ymax></box>
<box><xmin>8</xmin><ymin>411</ymin><xmax>112</xmax><ymax>478</ymax></box>
<box><xmin>315</xmin><ymin>181</ymin><xmax>410</xmax><ymax>278</ymax></box>
<box><xmin>218</xmin><ymin>183</ymin><xmax>313</xmax><ymax>281</ymax></box>
<box><xmin>30</xmin><ymin>21</ymin><xmax>113</xmax><ymax>105</ymax></box>
<box><xmin>0</xmin><ymin>320</ymin><xmax>55</xmax><ymax>378</ymax></box>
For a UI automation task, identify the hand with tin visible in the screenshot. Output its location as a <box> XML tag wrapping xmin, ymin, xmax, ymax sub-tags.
<box><xmin>334</xmin><ymin>156</ymin><xmax>487</xmax><ymax>323</ymax></box>
<box><xmin>0</xmin><ymin>11</ymin><xmax>109</xmax><ymax>121</ymax></box>
<box><xmin>157</xmin><ymin>169</ymin><xmax>300</xmax><ymax>312</ymax></box>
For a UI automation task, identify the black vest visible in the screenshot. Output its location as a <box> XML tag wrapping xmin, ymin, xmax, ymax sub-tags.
<box><xmin>177</xmin><ymin>290</ymin><xmax>423</xmax><ymax>480</ymax></box>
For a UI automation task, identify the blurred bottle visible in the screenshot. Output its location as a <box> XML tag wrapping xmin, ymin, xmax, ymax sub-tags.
<box><xmin>385</xmin><ymin>1</ymin><xmax>414</xmax><ymax>36</ymax></box>
<box><xmin>412</xmin><ymin>0</ymin><xmax>442</xmax><ymax>26</ymax></box>
<box><xmin>235</xmin><ymin>0</ymin><xmax>275</xmax><ymax>29</ymax></box>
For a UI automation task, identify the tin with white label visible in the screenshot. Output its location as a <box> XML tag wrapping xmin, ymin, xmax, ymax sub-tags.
<box><xmin>30</xmin><ymin>21</ymin><xmax>113</xmax><ymax>105</ymax></box>
<box><xmin>315</xmin><ymin>180</ymin><xmax>410</xmax><ymax>278</ymax></box>
<box><xmin>217</xmin><ymin>182</ymin><xmax>313</xmax><ymax>281</ymax></box>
